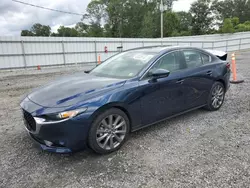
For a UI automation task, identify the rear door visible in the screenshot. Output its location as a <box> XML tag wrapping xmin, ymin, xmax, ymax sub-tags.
<box><xmin>179</xmin><ymin>49</ymin><xmax>215</xmax><ymax>109</ymax></box>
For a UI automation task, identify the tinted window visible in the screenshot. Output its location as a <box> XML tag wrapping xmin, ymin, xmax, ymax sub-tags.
<box><xmin>151</xmin><ymin>51</ymin><xmax>183</xmax><ymax>72</ymax></box>
<box><xmin>183</xmin><ymin>50</ymin><xmax>203</xmax><ymax>68</ymax></box>
<box><xmin>201</xmin><ymin>53</ymin><xmax>211</xmax><ymax>64</ymax></box>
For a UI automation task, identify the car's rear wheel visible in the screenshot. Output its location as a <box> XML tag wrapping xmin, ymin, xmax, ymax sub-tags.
<box><xmin>88</xmin><ymin>108</ymin><xmax>130</xmax><ymax>154</ymax></box>
<box><xmin>205</xmin><ymin>81</ymin><xmax>225</xmax><ymax>111</ymax></box>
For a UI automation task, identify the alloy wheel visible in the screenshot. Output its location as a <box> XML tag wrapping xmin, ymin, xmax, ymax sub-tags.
<box><xmin>96</xmin><ymin>114</ymin><xmax>127</xmax><ymax>150</ymax></box>
<box><xmin>211</xmin><ymin>85</ymin><xmax>224</xmax><ymax>109</ymax></box>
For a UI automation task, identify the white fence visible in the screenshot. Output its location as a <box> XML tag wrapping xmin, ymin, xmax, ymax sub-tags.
<box><xmin>1</xmin><ymin>32</ymin><xmax>250</xmax><ymax>69</ymax></box>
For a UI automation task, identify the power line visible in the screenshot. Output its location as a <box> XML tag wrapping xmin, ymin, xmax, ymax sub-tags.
<box><xmin>12</xmin><ymin>0</ymin><xmax>84</xmax><ymax>16</ymax></box>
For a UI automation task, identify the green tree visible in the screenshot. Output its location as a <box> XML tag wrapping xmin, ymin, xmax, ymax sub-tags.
<box><xmin>21</xmin><ymin>30</ymin><xmax>34</xmax><ymax>36</ymax></box>
<box><xmin>211</xmin><ymin>0</ymin><xmax>233</xmax><ymax>26</ymax></box>
<box><xmin>141</xmin><ymin>11</ymin><xmax>159</xmax><ymax>38</ymax></box>
<box><xmin>176</xmin><ymin>11</ymin><xmax>193</xmax><ymax>32</ymax></box>
<box><xmin>56</xmin><ymin>26</ymin><xmax>78</xmax><ymax>37</ymax></box>
<box><xmin>103</xmin><ymin>23</ymin><xmax>113</xmax><ymax>37</ymax></box>
<box><xmin>190</xmin><ymin>0</ymin><xmax>213</xmax><ymax>35</ymax></box>
<box><xmin>231</xmin><ymin>17</ymin><xmax>240</xmax><ymax>27</ymax></box>
<box><xmin>83</xmin><ymin>0</ymin><xmax>159</xmax><ymax>38</ymax></box>
<box><xmin>164</xmin><ymin>11</ymin><xmax>180</xmax><ymax>37</ymax></box>
<box><xmin>221</xmin><ymin>18</ymin><xmax>234</xmax><ymax>33</ymax></box>
<box><xmin>234</xmin><ymin>0</ymin><xmax>250</xmax><ymax>23</ymax></box>
<box><xmin>87</xmin><ymin>23</ymin><xmax>104</xmax><ymax>37</ymax></box>
<box><xmin>235</xmin><ymin>21</ymin><xmax>250</xmax><ymax>32</ymax></box>
<box><xmin>100</xmin><ymin>0</ymin><xmax>123</xmax><ymax>37</ymax></box>
<box><xmin>244</xmin><ymin>21</ymin><xmax>250</xmax><ymax>31</ymax></box>
<box><xmin>50</xmin><ymin>32</ymin><xmax>58</xmax><ymax>37</ymax></box>
<box><xmin>21</xmin><ymin>23</ymin><xmax>51</xmax><ymax>36</ymax></box>
<box><xmin>100</xmin><ymin>0</ymin><xmax>145</xmax><ymax>37</ymax></box>
<box><xmin>122</xmin><ymin>0</ymin><xmax>150</xmax><ymax>37</ymax></box>
<box><xmin>23</xmin><ymin>0</ymin><xmax>250</xmax><ymax>38</ymax></box>
<box><xmin>75</xmin><ymin>22</ymin><xmax>89</xmax><ymax>37</ymax></box>
<box><xmin>30</xmin><ymin>23</ymin><xmax>51</xmax><ymax>36</ymax></box>
<box><xmin>82</xmin><ymin>0</ymin><xmax>105</xmax><ymax>37</ymax></box>
<box><xmin>212</xmin><ymin>0</ymin><xmax>250</xmax><ymax>24</ymax></box>
<box><xmin>235</xmin><ymin>24</ymin><xmax>248</xmax><ymax>32</ymax></box>
<box><xmin>81</xmin><ymin>0</ymin><xmax>184</xmax><ymax>38</ymax></box>
<box><xmin>244</xmin><ymin>21</ymin><xmax>250</xmax><ymax>25</ymax></box>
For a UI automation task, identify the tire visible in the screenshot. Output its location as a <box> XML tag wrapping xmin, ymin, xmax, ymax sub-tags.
<box><xmin>205</xmin><ymin>81</ymin><xmax>225</xmax><ymax>111</ymax></box>
<box><xmin>88</xmin><ymin>108</ymin><xmax>130</xmax><ymax>154</ymax></box>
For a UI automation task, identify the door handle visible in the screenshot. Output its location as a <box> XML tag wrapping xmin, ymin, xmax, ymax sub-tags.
<box><xmin>206</xmin><ymin>71</ymin><xmax>212</xmax><ymax>76</ymax></box>
<box><xmin>176</xmin><ymin>79</ymin><xmax>184</xmax><ymax>84</ymax></box>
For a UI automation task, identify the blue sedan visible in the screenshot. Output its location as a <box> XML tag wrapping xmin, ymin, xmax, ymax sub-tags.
<box><xmin>20</xmin><ymin>46</ymin><xmax>230</xmax><ymax>154</ymax></box>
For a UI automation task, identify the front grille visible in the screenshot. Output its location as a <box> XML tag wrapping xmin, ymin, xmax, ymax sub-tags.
<box><xmin>22</xmin><ymin>109</ymin><xmax>36</xmax><ymax>131</ymax></box>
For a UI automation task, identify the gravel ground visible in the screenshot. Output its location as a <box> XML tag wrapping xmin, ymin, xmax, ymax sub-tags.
<box><xmin>0</xmin><ymin>51</ymin><xmax>250</xmax><ymax>188</ymax></box>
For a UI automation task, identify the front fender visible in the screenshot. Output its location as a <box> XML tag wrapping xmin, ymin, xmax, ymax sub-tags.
<box><xmin>76</xmin><ymin>81</ymin><xmax>141</xmax><ymax>130</ymax></box>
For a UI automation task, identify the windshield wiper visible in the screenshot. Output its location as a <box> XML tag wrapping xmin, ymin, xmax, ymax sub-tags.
<box><xmin>84</xmin><ymin>70</ymin><xmax>90</xmax><ymax>74</ymax></box>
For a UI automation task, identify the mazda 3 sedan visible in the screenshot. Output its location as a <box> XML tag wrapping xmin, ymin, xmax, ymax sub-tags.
<box><xmin>20</xmin><ymin>46</ymin><xmax>230</xmax><ymax>154</ymax></box>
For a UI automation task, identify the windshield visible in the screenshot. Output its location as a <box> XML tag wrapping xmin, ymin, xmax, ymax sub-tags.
<box><xmin>90</xmin><ymin>51</ymin><xmax>157</xmax><ymax>78</ymax></box>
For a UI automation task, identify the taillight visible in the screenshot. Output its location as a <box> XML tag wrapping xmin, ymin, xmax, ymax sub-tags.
<box><xmin>226</xmin><ymin>63</ymin><xmax>230</xmax><ymax>69</ymax></box>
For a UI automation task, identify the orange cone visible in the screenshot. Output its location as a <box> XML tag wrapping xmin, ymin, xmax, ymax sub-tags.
<box><xmin>98</xmin><ymin>55</ymin><xmax>101</xmax><ymax>65</ymax></box>
<box><xmin>230</xmin><ymin>53</ymin><xmax>244</xmax><ymax>84</ymax></box>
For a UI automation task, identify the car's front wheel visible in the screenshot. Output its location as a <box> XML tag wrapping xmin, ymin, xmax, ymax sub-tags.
<box><xmin>205</xmin><ymin>81</ymin><xmax>225</xmax><ymax>111</ymax></box>
<box><xmin>88</xmin><ymin>108</ymin><xmax>130</xmax><ymax>154</ymax></box>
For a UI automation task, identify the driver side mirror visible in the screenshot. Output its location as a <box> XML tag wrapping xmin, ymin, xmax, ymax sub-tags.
<box><xmin>148</xmin><ymin>69</ymin><xmax>170</xmax><ymax>80</ymax></box>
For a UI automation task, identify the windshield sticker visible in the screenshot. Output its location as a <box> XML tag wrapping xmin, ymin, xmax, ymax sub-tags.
<box><xmin>133</xmin><ymin>54</ymin><xmax>154</xmax><ymax>61</ymax></box>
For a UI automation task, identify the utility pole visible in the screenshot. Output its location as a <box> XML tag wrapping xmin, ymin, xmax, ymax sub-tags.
<box><xmin>160</xmin><ymin>0</ymin><xmax>164</xmax><ymax>39</ymax></box>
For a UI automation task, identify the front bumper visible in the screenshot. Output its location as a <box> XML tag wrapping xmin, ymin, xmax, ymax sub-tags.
<box><xmin>21</xmin><ymin>98</ymin><xmax>92</xmax><ymax>153</ymax></box>
<box><xmin>29</xmin><ymin>133</ymin><xmax>72</xmax><ymax>153</ymax></box>
<box><xmin>23</xmin><ymin>113</ymin><xmax>91</xmax><ymax>153</ymax></box>
<box><xmin>23</xmin><ymin>115</ymin><xmax>91</xmax><ymax>153</ymax></box>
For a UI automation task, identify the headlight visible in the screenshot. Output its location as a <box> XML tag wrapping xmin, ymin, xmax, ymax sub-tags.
<box><xmin>36</xmin><ymin>108</ymin><xmax>88</xmax><ymax>124</ymax></box>
<box><xmin>55</xmin><ymin>108</ymin><xmax>88</xmax><ymax>120</ymax></box>
<box><xmin>57</xmin><ymin>110</ymin><xmax>81</xmax><ymax>119</ymax></box>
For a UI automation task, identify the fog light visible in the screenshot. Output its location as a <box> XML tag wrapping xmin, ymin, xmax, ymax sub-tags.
<box><xmin>44</xmin><ymin>140</ymin><xmax>53</xmax><ymax>147</ymax></box>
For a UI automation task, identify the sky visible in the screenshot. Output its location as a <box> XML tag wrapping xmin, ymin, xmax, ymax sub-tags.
<box><xmin>0</xmin><ymin>0</ymin><xmax>195</xmax><ymax>36</ymax></box>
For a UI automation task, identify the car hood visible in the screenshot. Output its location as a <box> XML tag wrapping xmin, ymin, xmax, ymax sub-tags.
<box><xmin>28</xmin><ymin>72</ymin><xmax>126</xmax><ymax>108</ymax></box>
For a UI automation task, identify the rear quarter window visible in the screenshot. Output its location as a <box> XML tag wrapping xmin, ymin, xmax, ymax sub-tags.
<box><xmin>201</xmin><ymin>53</ymin><xmax>211</xmax><ymax>64</ymax></box>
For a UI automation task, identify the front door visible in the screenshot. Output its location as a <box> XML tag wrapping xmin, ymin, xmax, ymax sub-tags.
<box><xmin>138</xmin><ymin>51</ymin><xmax>191</xmax><ymax>126</ymax></box>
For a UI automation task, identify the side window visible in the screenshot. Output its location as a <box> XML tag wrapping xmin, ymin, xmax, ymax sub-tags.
<box><xmin>183</xmin><ymin>50</ymin><xmax>203</xmax><ymax>69</ymax></box>
<box><xmin>201</xmin><ymin>53</ymin><xmax>211</xmax><ymax>64</ymax></box>
<box><xmin>151</xmin><ymin>51</ymin><xmax>184</xmax><ymax>73</ymax></box>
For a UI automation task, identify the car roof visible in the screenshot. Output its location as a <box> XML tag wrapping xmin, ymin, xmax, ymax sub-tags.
<box><xmin>128</xmin><ymin>46</ymin><xmax>205</xmax><ymax>54</ymax></box>
<box><xmin>129</xmin><ymin>46</ymin><xmax>176</xmax><ymax>53</ymax></box>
